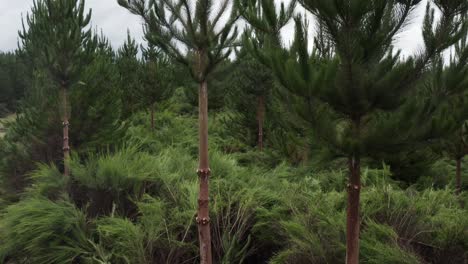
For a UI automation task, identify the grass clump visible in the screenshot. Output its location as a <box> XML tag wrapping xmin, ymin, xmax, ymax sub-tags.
<box><xmin>0</xmin><ymin>198</ymin><xmax>93</xmax><ymax>263</ymax></box>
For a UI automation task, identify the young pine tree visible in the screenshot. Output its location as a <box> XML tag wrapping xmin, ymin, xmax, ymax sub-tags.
<box><xmin>139</xmin><ymin>44</ymin><xmax>174</xmax><ymax>130</ymax></box>
<box><xmin>19</xmin><ymin>0</ymin><xmax>96</xmax><ymax>177</ymax></box>
<box><xmin>118</xmin><ymin>1</ymin><xmax>239</xmax><ymax>263</ymax></box>
<box><xmin>225</xmin><ymin>49</ymin><xmax>274</xmax><ymax>151</ymax></box>
<box><xmin>117</xmin><ymin>31</ymin><xmax>142</xmax><ymax>119</ymax></box>
<box><xmin>241</xmin><ymin>0</ymin><xmax>468</xmax><ymax>263</ymax></box>
<box><xmin>448</xmin><ymin>122</ymin><xmax>468</xmax><ymax>194</ymax></box>
<box><xmin>237</xmin><ymin>0</ymin><xmax>297</xmax><ymax>151</ymax></box>
<box><xmin>71</xmin><ymin>34</ymin><xmax>123</xmax><ymax>152</ymax></box>
<box><xmin>429</xmin><ymin>33</ymin><xmax>468</xmax><ymax>195</ymax></box>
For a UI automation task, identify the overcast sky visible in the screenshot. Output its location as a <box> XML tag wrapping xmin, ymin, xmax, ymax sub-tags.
<box><xmin>0</xmin><ymin>0</ymin><xmax>428</xmax><ymax>56</ymax></box>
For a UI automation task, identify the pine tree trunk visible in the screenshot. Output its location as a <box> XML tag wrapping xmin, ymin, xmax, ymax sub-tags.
<box><xmin>150</xmin><ymin>103</ymin><xmax>155</xmax><ymax>131</ymax></box>
<box><xmin>60</xmin><ymin>86</ymin><xmax>70</xmax><ymax>177</ymax></box>
<box><xmin>257</xmin><ymin>95</ymin><xmax>265</xmax><ymax>151</ymax></box>
<box><xmin>456</xmin><ymin>158</ymin><xmax>462</xmax><ymax>195</ymax></box>
<box><xmin>346</xmin><ymin>155</ymin><xmax>361</xmax><ymax>264</ymax></box>
<box><xmin>197</xmin><ymin>80</ymin><xmax>212</xmax><ymax>264</ymax></box>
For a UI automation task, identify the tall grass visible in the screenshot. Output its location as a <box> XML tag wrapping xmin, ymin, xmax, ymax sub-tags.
<box><xmin>0</xmin><ymin>111</ymin><xmax>467</xmax><ymax>263</ymax></box>
<box><xmin>0</xmin><ymin>198</ymin><xmax>94</xmax><ymax>263</ymax></box>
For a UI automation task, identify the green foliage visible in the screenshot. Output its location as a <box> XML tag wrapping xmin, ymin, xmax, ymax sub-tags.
<box><xmin>360</xmin><ymin>221</ymin><xmax>421</xmax><ymax>264</ymax></box>
<box><xmin>119</xmin><ymin>0</ymin><xmax>239</xmax><ymax>82</ymax></box>
<box><xmin>96</xmin><ymin>217</ymin><xmax>146</xmax><ymax>264</ymax></box>
<box><xmin>0</xmin><ymin>198</ymin><xmax>93</xmax><ymax>264</ymax></box>
<box><xmin>269</xmin><ymin>181</ymin><xmax>468</xmax><ymax>264</ymax></box>
<box><xmin>138</xmin><ymin>44</ymin><xmax>175</xmax><ymax>115</ymax></box>
<box><xmin>125</xmin><ymin>109</ymin><xmax>199</xmax><ymax>154</ymax></box>
<box><xmin>27</xmin><ymin>164</ymin><xmax>68</xmax><ymax>200</ymax></box>
<box><xmin>69</xmin><ymin>146</ymin><xmax>162</xmax><ymax>217</ymax></box>
<box><xmin>0</xmin><ymin>52</ymin><xmax>28</xmax><ymax>115</ymax></box>
<box><xmin>238</xmin><ymin>0</ymin><xmax>297</xmax><ymax>46</ymax></box>
<box><xmin>362</xmin><ymin>186</ymin><xmax>468</xmax><ymax>263</ymax></box>
<box><xmin>71</xmin><ymin>37</ymin><xmax>123</xmax><ymax>152</ymax></box>
<box><xmin>372</xmin><ymin>148</ymin><xmax>440</xmax><ymax>184</ymax></box>
<box><xmin>19</xmin><ymin>0</ymin><xmax>95</xmax><ymax>86</ymax></box>
<box><xmin>241</xmin><ymin>0</ymin><xmax>468</xmax><ymax>172</ymax></box>
<box><xmin>116</xmin><ymin>32</ymin><xmax>142</xmax><ymax>118</ymax></box>
<box><xmin>414</xmin><ymin>157</ymin><xmax>468</xmax><ymax>192</ymax></box>
<box><xmin>0</xmin><ymin>69</ymin><xmax>61</xmax><ymax>197</ymax></box>
<box><xmin>1</xmin><ymin>133</ymin><xmax>468</xmax><ymax>263</ymax></box>
<box><xmin>0</xmin><ymin>38</ymin><xmax>123</xmax><ymax>198</ymax></box>
<box><xmin>221</xmin><ymin>54</ymin><xmax>275</xmax><ymax>147</ymax></box>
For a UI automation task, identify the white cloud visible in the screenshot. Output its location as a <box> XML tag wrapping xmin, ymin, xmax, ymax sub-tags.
<box><xmin>0</xmin><ymin>0</ymin><xmax>35</xmax><ymax>51</ymax></box>
<box><xmin>86</xmin><ymin>0</ymin><xmax>144</xmax><ymax>49</ymax></box>
<box><xmin>0</xmin><ymin>0</ymin><xmax>144</xmax><ymax>52</ymax></box>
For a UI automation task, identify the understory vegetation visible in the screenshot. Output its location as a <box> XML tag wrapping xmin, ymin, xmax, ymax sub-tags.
<box><xmin>0</xmin><ymin>107</ymin><xmax>467</xmax><ymax>263</ymax></box>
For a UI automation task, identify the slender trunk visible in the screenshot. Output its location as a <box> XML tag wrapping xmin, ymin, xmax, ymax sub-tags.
<box><xmin>197</xmin><ymin>80</ymin><xmax>212</xmax><ymax>264</ymax></box>
<box><xmin>257</xmin><ymin>95</ymin><xmax>265</xmax><ymax>151</ymax></box>
<box><xmin>60</xmin><ymin>86</ymin><xmax>70</xmax><ymax>177</ymax></box>
<box><xmin>456</xmin><ymin>158</ymin><xmax>462</xmax><ymax>195</ymax></box>
<box><xmin>150</xmin><ymin>103</ymin><xmax>155</xmax><ymax>131</ymax></box>
<box><xmin>346</xmin><ymin>155</ymin><xmax>361</xmax><ymax>264</ymax></box>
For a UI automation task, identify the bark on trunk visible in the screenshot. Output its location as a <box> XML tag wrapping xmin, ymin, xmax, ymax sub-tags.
<box><xmin>456</xmin><ymin>158</ymin><xmax>462</xmax><ymax>195</ymax></box>
<box><xmin>60</xmin><ymin>86</ymin><xmax>70</xmax><ymax>177</ymax></box>
<box><xmin>257</xmin><ymin>95</ymin><xmax>265</xmax><ymax>151</ymax></box>
<box><xmin>346</xmin><ymin>155</ymin><xmax>361</xmax><ymax>264</ymax></box>
<box><xmin>197</xmin><ymin>80</ymin><xmax>212</xmax><ymax>264</ymax></box>
<box><xmin>150</xmin><ymin>104</ymin><xmax>155</xmax><ymax>131</ymax></box>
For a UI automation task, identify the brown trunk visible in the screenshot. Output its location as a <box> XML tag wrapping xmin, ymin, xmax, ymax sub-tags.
<box><xmin>150</xmin><ymin>104</ymin><xmax>155</xmax><ymax>131</ymax></box>
<box><xmin>346</xmin><ymin>155</ymin><xmax>361</xmax><ymax>264</ymax></box>
<box><xmin>60</xmin><ymin>86</ymin><xmax>70</xmax><ymax>177</ymax></box>
<box><xmin>197</xmin><ymin>80</ymin><xmax>212</xmax><ymax>264</ymax></box>
<box><xmin>456</xmin><ymin>158</ymin><xmax>462</xmax><ymax>195</ymax></box>
<box><xmin>257</xmin><ymin>95</ymin><xmax>265</xmax><ymax>151</ymax></box>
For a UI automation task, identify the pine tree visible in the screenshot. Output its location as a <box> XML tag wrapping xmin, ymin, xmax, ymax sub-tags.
<box><xmin>118</xmin><ymin>1</ymin><xmax>239</xmax><ymax>263</ymax></box>
<box><xmin>236</xmin><ymin>22</ymin><xmax>280</xmax><ymax>152</ymax></box>
<box><xmin>0</xmin><ymin>68</ymin><xmax>60</xmax><ymax>197</ymax></box>
<box><xmin>139</xmin><ymin>44</ymin><xmax>174</xmax><ymax>130</ymax></box>
<box><xmin>237</xmin><ymin>0</ymin><xmax>298</xmax><ymax>152</ymax></box>
<box><xmin>451</xmin><ymin>122</ymin><xmax>468</xmax><ymax>194</ymax></box>
<box><xmin>240</xmin><ymin>0</ymin><xmax>468</xmax><ymax>263</ymax></box>
<box><xmin>71</xmin><ymin>34</ymin><xmax>123</xmax><ymax>152</ymax></box>
<box><xmin>116</xmin><ymin>31</ymin><xmax>142</xmax><ymax>119</ymax></box>
<box><xmin>226</xmin><ymin>50</ymin><xmax>274</xmax><ymax>151</ymax></box>
<box><xmin>429</xmin><ymin>31</ymin><xmax>468</xmax><ymax>195</ymax></box>
<box><xmin>19</xmin><ymin>0</ymin><xmax>96</xmax><ymax>177</ymax></box>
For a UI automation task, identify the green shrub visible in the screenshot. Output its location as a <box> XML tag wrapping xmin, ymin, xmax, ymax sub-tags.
<box><xmin>69</xmin><ymin>146</ymin><xmax>162</xmax><ymax>217</ymax></box>
<box><xmin>0</xmin><ymin>198</ymin><xmax>93</xmax><ymax>263</ymax></box>
<box><xmin>125</xmin><ymin>110</ymin><xmax>198</xmax><ymax>155</ymax></box>
<box><xmin>362</xmin><ymin>186</ymin><xmax>468</xmax><ymax>262</ymax></box>
<box><xmin>269</xmin><ymin>191</ymin><xmax>346</xmax><ymax>264</ymax></box>
<box><xmin>96</xmin><ymin>217</ymin><xmax>146</xmax><ymax>264</ymax></box>
<box><xmin>27</xmin><ymin>164</ymin><xmax>68</xmax><ymax>199</ymax></box>
<box><xmin>360</xmin><ymin>221</ymin><xmax>421</xmax><ymax>264</ymax></box>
